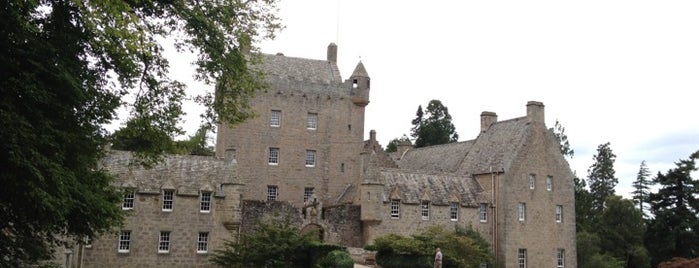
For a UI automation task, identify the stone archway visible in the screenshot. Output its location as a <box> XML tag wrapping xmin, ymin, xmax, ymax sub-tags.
<box><xmin>301</xmin><ymin>224</ymin><xmax>324</xmax><ymax>241</ymax></box>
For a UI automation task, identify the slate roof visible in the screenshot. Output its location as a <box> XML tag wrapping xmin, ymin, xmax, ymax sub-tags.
<box><xmin>458</xmin><ymin>117</ymin><xmax>530</xmax><ymax>174</ymax></box>
<box><xmin>396</xmin><ymin>141</ymin><xmax>474</xmax><ymax>173</ymax></box>
<box><xmin>101</xmin><ymin>150</ymin><xmax>239</xmax><ymax>196</ymax></box>
<box><xmin>379</xmin><ymin>169</ymin><xmax>485</xmax><ymax>206</ymax></box>
<box><xmin>259</xmin><ymin>53</ymin><xmax>342</xmax><ymax>84</ymax></box>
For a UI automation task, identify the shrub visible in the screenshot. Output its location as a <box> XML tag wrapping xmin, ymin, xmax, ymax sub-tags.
<box><xmin>317</xmin><ymin>249</ymin><xmax>354</xmax><ymax>268</ymax></box>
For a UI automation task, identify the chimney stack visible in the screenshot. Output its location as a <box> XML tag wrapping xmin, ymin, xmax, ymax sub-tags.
<box><xmin>327</xmin><ymin>43</ymin><xmax>337</xmax><ymax>63</ymax></box>
<box><xmin>369</xmin><ymin>129</ymin><xmax>376</xmax><ymax>143</ymax></box>
<box><xmin>480</xmin><ymin>111</ymin><xmax>498</xmax><ymax>133</ymax></box>
<box><xmin>526</xmin><ymin>101</ymin><xmax>545</xmax><ymax>124</ymax></box>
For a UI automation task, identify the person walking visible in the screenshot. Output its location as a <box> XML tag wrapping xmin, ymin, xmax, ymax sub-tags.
<box><xmin>434</xmin><ymin>247</ymin><xmax>443</xmax><ymax>268</ymax></box>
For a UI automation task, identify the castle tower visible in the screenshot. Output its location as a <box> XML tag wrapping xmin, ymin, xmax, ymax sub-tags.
<box><xmin>349</xmin><ymin>61</ymin><xmax>370</xmax><ymax>107</ymax></box>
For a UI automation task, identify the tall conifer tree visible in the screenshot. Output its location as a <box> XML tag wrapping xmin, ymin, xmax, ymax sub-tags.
<box><xmin>587</xmin><ymin>142</ymin><xmax>618</xmax><ymax>213</ymax></box>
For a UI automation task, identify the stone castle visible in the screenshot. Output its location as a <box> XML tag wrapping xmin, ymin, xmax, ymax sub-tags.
<box><xmin>65</xmin><ymin>43</ymin><xmax>577</xmax><ymax>268</ymax></box>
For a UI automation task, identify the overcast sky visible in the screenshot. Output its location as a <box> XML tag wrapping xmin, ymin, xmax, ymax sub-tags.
<box><xmin>171</xmin><ymin>1</ymin><xmax>699</xmax><ymax>197</ymax></box>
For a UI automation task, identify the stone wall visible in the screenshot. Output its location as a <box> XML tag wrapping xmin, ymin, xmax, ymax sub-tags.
<box><xmin>322</xmin><ymin>204</ymin><xmax>362</xmax><ymax>247</ymax></box>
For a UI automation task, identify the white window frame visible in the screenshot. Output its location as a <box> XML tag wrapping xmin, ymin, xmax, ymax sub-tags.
<box><xmin>122</xmin><ymin>190</ymin><xmax>135</xmax><ymax>210</ymax></box>
<box><xmin>529</xmin><ymin>174</ymin><xmax>536</xmax><ymax>190</ymax></box>
<box><xmin>303</xmin><ymin>187</ymin><xmax>314</xmax><ymax>203</ymax></box>
<box><xmin>197</xmin><ymin>232</ymin><xmax>209</xmax><ymax>254</ymax></box>
<box><xmin>307</xmin><ymin>113</ymin><xmax>318</xmax><ymax>129</ymax></box>
<box><xmin>479</xmin><ymin>203</ymin><xmax>488</xmax><ymax>222</ymax></box>
<box><xmin>390</xmin><ymin>200</ymin><xmax>400</xmax><ymax>219</ymax></box>
<box><xmin>270</xmin><ymin>110</ymin><xmax>281</xmax><ymax>127</ymax></box>
<box><xmin>556</xmin><ymin>205</ymin><xmax>563</xmax><ymax>223</ymax></box>
<box><xmin>305</xmin><ymin>150</ymin><xmax>316</xmax><ymax>167</ymax></box>
<box><xmin>450</xmin><ymin>202</ymin><xmax>459</xmax><ymax>221</ymax></box>
<box><xmin>268</xmin><ymin>147</ymin><xmax>279</xmax><ymax>165</ymax></box>
<box><xmin>118</xmin><ymin>231</ymin><xmax>131</xmax><ymax>253</ymax></box>
<box><xmin>518</xmin><ymin>202</ymin><xmax>526</xmax><ymax>222</ymax></box>
<box><xmin>158</xmin><ymin>231</ymin><xmax>170</xmax><ymax>253</ymax></box>
<box><xmin>84</xmin><ymin>236</ymin><xmax>92</xmax><ymax>249</ymax></box>
<box><xmin>546</xmin><ymin>176</ymin><xmax>553</xmax><ymax>191</ymax></box>
<box><xmin>518</xmin><ymin>248</ymin><xmax>527</xmax><ymax>268</ymax></box>
<box><xmin>200</xmin><ymin>192</ymin><xmax>212</xmax><ymax>213</ymax></box>
<box><xmin>557</xmin><ymin>248</ymin><xmax>565</xmax><ymax>268</ymax></box>
<box><xmin>267</xmin><ymin>186</ymin><xmax>278</xmax><ymax>201</ymax></box>
<box><xmin>162</xmin><ymin>190</ymin><xmax>174</xmax><ymax>211</ymax></box>
<box><xmin>421</xmin><ymin>200</ymin><xmax>430</xmax><ymax>220</ymax></box>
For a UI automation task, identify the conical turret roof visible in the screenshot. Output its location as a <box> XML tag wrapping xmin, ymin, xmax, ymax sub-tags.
<box><xmin>351</xmin><ymin>61</ymin><xmax>369</xmax><ymax>77</ymax></box>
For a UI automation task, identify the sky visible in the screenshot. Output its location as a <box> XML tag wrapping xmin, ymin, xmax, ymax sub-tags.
<box><xmin>173</xmin><ymin>0</ymin><xmax>699</xmax><ymax>197</ymax></box>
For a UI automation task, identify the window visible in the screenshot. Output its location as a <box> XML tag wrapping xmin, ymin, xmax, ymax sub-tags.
<box><xmin>305</xmin><ymin>150</ymin><xmax>316</xmax><ymax>167</ymax></box>
<box><xmin>421</xmin><ymin>200</ymin><xmax>430</xmax><ymax>220</ymax></box>
<box><xmin>84</xmin><ymin>236</ymin><xmax>92</xmax><ymax>249</ymax></box>
<box><xmin>162</xmin><ymin>190</ymin><xmax>174</xmax><ymax>211</ymax></box>
<box><xmin>268</xmin><ymin>147</ymin><xmax>280</xmax><ymax>165</ymax></box>
<box><xmin>307</xmin><ymin>113</ymin><xmax>318</xmax><ymax>129</ymax></box>
<box><xmin>518</xmin><ymin>202</ymin><xmax>526</xmax><ymax>222</ymax></box>
<box><xmin>197</xmin><ymin>232</ymin><xmax>209</xmax><ymax>253</ymax></box>
<box><xmin>557</xmin><ymin>249</ymin><xmax>565</xmax><ymax>268</ymax></box>
<box><xmin>118</xmin><ymin>231</ymin><xmax>131</xmax><ymax>253</ymax></box>
<box><xmin>480</xmin><ymin>263</ymin><xmax>489</xmax><ymax>268</ymax></box>
<box><xmin>529</xmin><ymin>174</ymin><xmax>536</xmax><ymax>190</ymax></box>
<box><xmin>479</xmin><ymin>203</ymin><xmax>488</xmax><ymax>222</ymax></box>
<box><xmin>200</xmin><ymin>192</ymin><xmax>212</xmax><ymax>213</ymax></box>
<box><xmin>450</xmin><ymin>202</ymin><xmax>459</xmax><ymax>221</ymax></box>
<box><xmin>304</xmin><ymin>187</ymin><xmax>314</xmax><ymax>203</ymax></box>
<box><xmin>390</xmin><ymin>200</ymin><xmax>400</xmax><ymax>219</ymax></box>
<box><xmin>546</xmin><ymin>176</ymin><xmax>553</xmax><ymax>191</ymax></box>
<box><xmin>270</xmin><ymin>110</ymin><xmax>281</xmax><ymax>127</ymax></box>
<box><xmin>158</xmin><ymin>231</ymin><xmax>170</xmax><ymax>253</ymax></box>
<box><xmin>122</xmin><ymin>190</ymin><xmax>135</xmax><ymax>210</ymax></box>
<box><xmin>267</xmin><ymin>186</ymin><xmax>278</xmax><ymax>201</ymax></box>
<box><xmin>556</xmin><ymin>205</ymin><xmax>563</xmax><ymax>223</ymax></box>
<box><xmin>518</xmin><ymin>248</ymin><xmax>527</xmax><ymax>268</ymax></box>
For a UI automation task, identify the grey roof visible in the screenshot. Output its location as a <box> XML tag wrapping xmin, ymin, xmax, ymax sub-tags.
<box><xmin>351</xmin><ymin>61</ymin><xmax>368</xmax><ymax>77</ymax></box>
<box><xmin>101</xmin><ymin>151</ymin><xmax>239</xmax><ymax>196</ymax></box>
<box><xmin>259</xmin><ymin>53</ymin><xmax>342</xmax><ymax>84</ymax></box>
<box><xmin>458</xmin><ymin>117</ymin><xmax>530</xmax><ymax>174</ymax></box>
<box><xmin>380</xmin><ymin>169</ymin><xmax>485</xmax><ymax>206</ymax></box>
<box><xmin>396</xmin><ymin>141</ymin><xmax>474</xmax><ymax>173</ymax></box>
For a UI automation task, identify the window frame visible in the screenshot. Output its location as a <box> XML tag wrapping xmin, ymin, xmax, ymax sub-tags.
<box><xmin>556</xmin><ymin>205</ymin><xmax>563</xmax><ymax>223</ymax></box>
<box><xmin>307</xmin><ymin>112</ymin><xmax>318</xmax><ymax>129</ymax></box>
<box><xmin>450</xmin><ymin>202</ymin><xmax>459</xmax><ymax>221</ymax></box>
<box><xmin>546</xmin><ymin>176</ymin><xmax>553</xmax><ymax>191</ymax></box>
<box><xmin>162</xmin><ymin>190</ymin><xmax>174</xmax><ymax>212</ymax></box>
<box><xmin>122</xmin><ymin>189</ymin><xmax>135</xmax><ymax>210</ymax></box>
<box><xmin>518</xmin><ymin>248</ymin><xmax>527</xmax><ymax>268</ymax></box>
<box><xmin>529</xmin><ymin>174</ymin><xmax>536</xmax><ymax>190</ymax></box>
<box><xmin>267</xmin><ymin>185</ymin><xmax>278</xmax><ymax>201</ymax></box>
<box><xmin>200</xmin><ymin>192</ymin><xmax>212</xmax><ymax>213</ymax></box>
<box><xmin>197</xmin><ymin>232</ymin><xmax>209</xmax><ymax>254</ymax></box>
<box><xmin>268</xmin><ymin>147</ymin><xmax>280</xmax><ymax>165</ymax></box>
<box><xmin>305</xmin><ymin>150</ymin><xmax>316</xmax><ymax>167</ymax></box>
<box><xmin>557</xmin><ymin>248</ymin><xmax>565</xmax><ymax>268</ymax></box>
<box><xmin>518</xmin><ymin>202</ymin><xmax>526</xmax><ymax>222</ymax></box>
<box><xmin>479</xmin><ymin>203</ymin><xmax>488</xmax><ymax>223</ymax></box>
<box><xmin>390</xmin><ymin>200</ymin><xmax>400</xmax><ymax>219</ymax></box>
<box><xmin>270</xmin><ymin>110</ymin><xmax>281</xmax><ymax>127</ymax></box>
<box><xmin>421</xmin><ymin>200</ymin><xmax>430</xmax><ymax>220</ymax></box>
<box><xmin>118</xmin><ymin>231</ymin><xmax>131</xmax><ymax>253</ymax></box>
<box><xmin>158</xmin><ymin>231</ymin><xmax>170</xmax><ymax>253</ymax></box>
<box><xmin>303</xmin><ymin>187</ymin><xmax>314</xmax><ymax>203</ymax></box>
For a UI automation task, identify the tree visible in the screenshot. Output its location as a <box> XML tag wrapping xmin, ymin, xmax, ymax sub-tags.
<box><xmin>631</xmin><ymin>161</ymin><xmax>654</xmax><ymax>217</ymax></box>
<box><xmin>574</xmin><ymin>175</ymin><xmax>595</xmax><ymax>232</ymax></box>
<box><xmin>369</xmin><ymin>225</ymin><xmax>492</xmax><ymax>268</ymax></box>
<box><xmin>410</xmin><ymin>100</ymin><xmax>459</xmax><ymax>148</ymax></box>
<box><xmin>587</xmin><ymin>142</ymin><xmax>618</xmax><ymax>213</ymax></box>
<box><xmin>645</xmin><ymin>150</ymin><xmax>699</xmax><ymax>266</ymax></box>
<box><xmin>211</xmin><ymin>217</ymin><xmax>347</xmax><ymax>268</ymax></box>
<box><xmin>597</xmin><ymin>196</ymin><xmax>649</xmax><ymax>268</ymax></box>
<box><xmin>1</xmin><ymin>0</ymin><xmax>281</xmax><ymax>265</ymax></box>
<box><xmin>551</xmin><ymin>119</ymin><xmax>574</xmax><ymax>158</ymax></box>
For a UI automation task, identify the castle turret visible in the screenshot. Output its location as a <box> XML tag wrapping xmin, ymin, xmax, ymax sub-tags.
<box><xmin>349</xmin><ymin>61</ymin><xmax>370</xmax><ymax>106</ymax></box>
